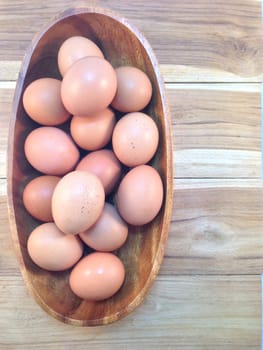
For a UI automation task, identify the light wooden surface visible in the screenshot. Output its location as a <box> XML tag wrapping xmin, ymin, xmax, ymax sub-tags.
<box><xmin>1</xmin><ymin>0</ymin><xmax>263</xmax><ymax>348</ymax></box>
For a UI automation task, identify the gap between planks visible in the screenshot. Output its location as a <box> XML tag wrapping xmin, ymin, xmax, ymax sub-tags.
<box><xmin>1</xmin><ymin>61</ymin><xmax>263</xmax><ymax>83</ymax></box>
<box><xmin>2</xmin><ymin>178</ymin><xmax>263</xmax><ymax>196</ymax></box>
<box><xmin>0</xmin><ymin>81</ymin><xmax>262</xmax><ymax>92</ymax></box>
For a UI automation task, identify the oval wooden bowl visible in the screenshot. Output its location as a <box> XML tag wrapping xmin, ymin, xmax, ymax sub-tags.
<box><xmin>7</xmin><ymin>7</ymin><xmax>173</xmax><ymax>326</ymax></box>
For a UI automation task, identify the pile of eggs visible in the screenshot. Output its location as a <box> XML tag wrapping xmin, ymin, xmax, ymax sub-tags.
<box><xmin>22</xmin><ymin>36</ymin><xmax>163</xmax><ymax>301</ymax></box>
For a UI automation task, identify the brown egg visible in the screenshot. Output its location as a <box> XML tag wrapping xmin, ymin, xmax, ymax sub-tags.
<box><xmin>61</xmin><ymin>57</ymin><xmax>117</xmax><ymax>116</ymax></box>
<box><xmin>79</xmin><ymin>203</ymin><xmax>128</xmax><ymax>252</ymax></box>
<box><xmin>23</xmin><ymin>175</ymin><xmax>60</xmax><ymax>222</ymax></box>
<box><xmin>76</xmin><ymin>150</ymin><xmax>122</xmax><ymax>195</ymax></box>
<box><xmin>112</xmin><ymin>112</ymin><xmax>159</xmax><ymax>167</ymax></box>
<box><xmin>23</xmin><ymin>78</ymin><xmax>71</xmax><ymax>126</ymax></box>
<box><xmin>70</xmin><ymin>108</ymin><xmax>116</xmax><ymax>151</ymax></box>
<box><xmin>24</xmin><ymin>127</ymin><xmax>79</xmax><ymax>175</ymax></box>
<box><xmin>27</xmin><ymin>222</ymin><xmax>83</xmax><ymax>271</ymax></box>
<box><xmin>58</xmin><ymin>36</ymin><xmax>104</xmax><ymax>77</ymax></box>
<box><xmin>117</xmin><ymin>165</ymin><xmax>163</xmax><ymax>225</ymax></box>
<box><xmin>52</xmin><ymin>170</ymin><xmax>105</xmax><ymax>235</ymax></box>
<box><xmin>111</xmin><ymin>66</ymin><xmax>152</xmax><ymax>112</ymax></box>
<box><xmin>69</xmin><ymin>252</ymin><xmax>125</xmax><ymax>300</ymax></box>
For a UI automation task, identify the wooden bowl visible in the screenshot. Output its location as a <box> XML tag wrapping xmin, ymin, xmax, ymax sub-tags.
<box><xmin>7</xmin><ymin>7</ymin><xmax>173</xmax><ymax>326</ymax></box>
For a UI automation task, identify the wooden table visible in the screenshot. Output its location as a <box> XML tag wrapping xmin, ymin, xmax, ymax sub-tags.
<box><xmin>1</xmin><ymin>0</ymin><xmax>262</xmax><ymax>348</ymax></box>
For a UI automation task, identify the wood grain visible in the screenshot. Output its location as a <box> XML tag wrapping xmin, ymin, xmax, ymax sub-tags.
<box><xmin>3</xmin><ymin>178</ymin><xmax>263</xmax><ymax>276</ymax></box>
<box><xmin>0</xmin><ymin>274</ymin><xmax>260</xmax><ymax>349</ymax></box>
<box><xmin>1</xmin><ymin>84</ymin><xmax>261</xmax><ymax>179</ymax></box>
<box><xmin>1</xmin><ymin>0</ymin><xmax>263</xmax><ymax>347</ymax></box>
<box><xmin>0</xmin><ymin>0</ymin><xmax>262</xmax><ymax>82</ymax></box>
<box><xmin>164</xmin><ymin>179</ymin><xmax>263</xmax><ymax>275</ymax></box>
<box><xmin>171</xmin><ymin>85</ymin><xmax>261</xmax><ymax>178</ymax></box>
<box><xmin>0</xmin><ymin>88</ymin><xmax>12</xmax><ymax>178</ymax></box>
<box><xmin>4</xmin><ymin>61</ymin><xmax>263</xmax><ymax>83</ymax></box>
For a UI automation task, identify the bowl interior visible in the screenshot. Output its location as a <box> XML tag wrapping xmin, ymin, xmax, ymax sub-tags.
<box><xmin>11</xmin><ymin>10</ymin><xmax>169</xmax><ymax>325</ymax></box>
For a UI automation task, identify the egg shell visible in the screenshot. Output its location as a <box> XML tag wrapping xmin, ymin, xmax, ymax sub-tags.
<box><xmin>69</xmin><ymin>252</ymin><xmax>125</xmax><ymax>300</ymax></box>
<box><xmin>58</xmin><ymin>36</ymin><xmax>104</xmax><ymax>76</ymax></box>
<box><xmin>27</xmin><ymin>222</ymin><xmax>83</xmax><ymax>271</ymax></box>
<box><xmin>111</xmin><ymin>66</ymin><xmax>152</xmax><ymax>112</ymax></box>
<box><xmin>52</xmin><ymin>170</ymin><xmax>105</xmax><ymax>235</ymax></box>
<box><xmin>76</xmin><ymin>149</ymin><xmax>122</xmax><ymax>195</ymax></box>
<box><xmin>23</xmin><ymin>78</ymin><xmax>71</xmax><ymax>126</ymax></box>
<box><xmin>61</xmin><ymin>56</ymin><xmax>117</xmax><ymax>116</ymax></box>
<box><xmin>117</xmin><ymin>165</ymin><xmax>163</xmax><ymax>226</ymax></box>
<box><xmin>79</xmin><ymin>203</ymin><xmax>128</xmax><ymax>252</ymax></box>
<box><xmin>70</xmin><ymin>108</ymin><xmax>116</xmax><ymax>151</ymax></box>
<box><xmin>23</xmin><ymin>175</ymin><xmax>60</xmax><ymax>222</ymax></box>
<box><xmin>112</xmin><ymin>112</ymin><xmax>159</xmax><ymax>167</ymax></box>
<box><xmin>24</xmin><ymin>127</ymin><xmax>80</xmax><ymax>176</ymax></box>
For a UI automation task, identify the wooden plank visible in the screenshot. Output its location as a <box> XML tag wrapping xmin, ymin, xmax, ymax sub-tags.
<box><xmin>0</xmin><ymin>0</ymin><xmax>263</xmax><ymax>82</ymax></box>
<box><xmin>2</xmin><ymin>178</ymin><xmax>263</xmax><ymax>276</ymax></box>
<box><xmin>3</xmin><ymin>61</ymin><xmax>263</xmax><ymax>83</ymax></box>
<box><xmin>0</xmin><ymin>88</ymin><xmax>12</xmax><ymax>178</ymax></box>
<box><xmin>0</xmin><ymin>193</ymin><xmax>15</xmax><ymax>278</ymax></box>
<box><xmin>161</xmin><ymin>179</ymin><xmax>263</xmax><ymax>275</ymax></box>
<box><xmin>0</xmin><ymin>274</ymin><xmax>260</xmax><ymax>349</ymax></box>
<box><xmin>171</xmin><ymin>86</ymin><xmax>261</xmax><ymax>152</ymax></box>
<box><xmin>0</xmin><ymin>61</ymin><xmax>20</xmax><ymax>81</ymax></box>
<box><xmin>171</xmin><ymin>85</ymin><xmax>261</xmax><ymax>178</ymax></box>
<box><xmin>1</xmin><ymin>84</ymin><xmax>261</xmax><ymax>179</ymax></box>
<box><xmin>162</xmin><ymin>64</ymin><xmax>263</xmax><ymax>83</ymax></box>
<box><xmin>174</xmin><ymin>149</ymin><xmax>260</xmax><ymax>178</ymax></box>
